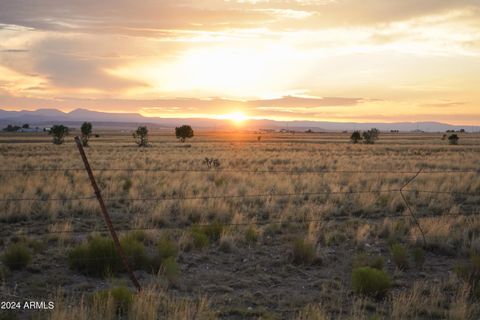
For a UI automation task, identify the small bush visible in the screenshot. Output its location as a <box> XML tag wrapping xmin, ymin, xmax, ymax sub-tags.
<box><xmin>156</xmin><ymin>235</ymin><xmax>177</xmax><ymax>262</ymax></box>
<box><xmin>390</xmin><ymin>243</ymin><xmax>408</xmax><ymax>270</ymax></box>
<box><xmin>352</xmin><ymin>267</ymin><xmax>391</xmax><ymax>298</ymax></box>
<box><xmin>161</xmin><ymin>257</ymin><xmax>181</xmax><ymax>282</ymax></box>
<box><xmin>93</xmin><ymin>285</ymin><xmax>134</xmax><ymax>315</ymax></box>
<box><xmin>2</xmin><ymin>243</ymin><xmax>32</xmax><ymax>270</ymax></box>
<box><xmin>245</xmin><ymin>227</ymin><xmax>259</xmax><ymax>245</ymax></box>
<box><xmin>120</xmin><ymin>236</ymin><xmax>149</xmax><ymax>270</ymax></box>
<box><xmin>292</xmin><ymin>239</ymin><xmax>315</xmax><ymax>265</ymax></box>
<box><xmin>68</xmin><ymin>236</ymin><xmax>121</xmax><ymax>277</ymax></box>
<box><xmin>191</xmin><ymin>230</ymin><xmax>209</xmax><ymax>250</ymax></box>
<box><xmin>202</xmin><ymin>221</ymin><xmax>224</xmax><ymax>242</ymax></box>
<box><xmin>411</xmin><ymin>247</ymin><xmax>425</xmax><ymax>268</ymax></box>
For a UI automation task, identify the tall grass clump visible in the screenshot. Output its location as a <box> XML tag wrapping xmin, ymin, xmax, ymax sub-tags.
<box><xmin>92</xmin><ymin>285</ymin><xmax>134</xmax><ymax>316</ymax></box>
<box><xmin>352</xmin><ymin>267</ymin><xmax>391</xmax><ymax>298</ymax></box>
<box><xmin>152</xmin><ymin>235</ymin><xmax>180</xmax><ymax>281</ymax></box>
<box><xmin>2</xmin><ymin>243</ymin><xmax>32</xmax><ymax>270</ymax></box>
<box><xmin>120</xmin><ymin>234</ymin><xmax>149</xmax><ymax>271</ymax></box>
<box><xmin>68</xmin><ymin>233</ymin><xmax>150</xmax><ymax>277</ymax></box>
<box><xmin>292</xmin><ymin>238</ymin><xmax>316</xmax><ymax>265</ymax></box>
<box><xmin>390</xmin><ymin>243</ymin><xmax>408</xmax><ymax>270</ymax></box>
<box><xmin>68</xmin><ymin>236</ymin><xmax>121</xmax><ymax>277</ymax></box>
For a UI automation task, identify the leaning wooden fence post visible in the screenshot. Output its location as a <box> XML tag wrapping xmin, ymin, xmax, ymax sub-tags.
<box><xmin>74</xmin><ymin>136</ymin><xmax>142</xmax><ymax>292</ymax></box>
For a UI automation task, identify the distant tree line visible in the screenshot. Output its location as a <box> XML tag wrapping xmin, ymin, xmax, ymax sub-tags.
<box><xmin>350</xmin><ymin>128</ymin><xmax>380</xmax><ymax>144</ymax></box>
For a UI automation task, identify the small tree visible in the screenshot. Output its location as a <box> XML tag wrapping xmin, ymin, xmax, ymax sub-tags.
<box><xmin>448</xmin><ymin>134</ymin><xmax>459</xmax><ymax>145</ymax></box>
<box><xmin>362</xmin><ymin>128</ymin><xmax>379</xmax><ymax>144</ymax></box>
<box><xmin>49</xmin><ymin>125</ymin><xmax>69</xmax><ymax>145</ymax></box>
<box><xmin>133</xmin><ymin>126</ymin><xmax>149</xmax><ymax>147</ymax></box>
<box><xmin>80</xmin><ymin>122</ymin><xmax>92</xmax><ymax>147</ymax></box>
<box><xmin>22</xmin><ymin>123</ymin><xmax>30</xmax><ymax>129</ymax></box>
<box><xmin>175</xmin><ymin>125</ymin><xmax>194</xmax><ymax>142</ymax></box>
<box><xmin>350</xmin><ymin>131</ymin><xmax>362</xmax><ymax>144</ymax></box>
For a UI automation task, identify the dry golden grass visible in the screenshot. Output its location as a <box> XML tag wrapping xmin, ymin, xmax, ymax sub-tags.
<box><xmin>1</xmin><ymin>130</ymin><xmax>479</xmax><ymax>319</ymax></box>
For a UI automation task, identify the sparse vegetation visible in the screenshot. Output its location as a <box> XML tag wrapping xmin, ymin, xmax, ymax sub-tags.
<box><xmin>292</xmin><ymin>238</ymin><xmax>316</xmax><ymax>265</ymax></box>
<box><xmin>362</xmin><ymin>128</ymin><xmax>380</xmax><ymax>144</ymax></box>
<box><xmin>448</xmin><ymin>133</ymin><xmax>459</xmax><ymax>145</ymax></box>
<box><xmin>68</xmin><ymin>235</ymin><xmax>121</xmax><ymax>277</ymax></box>
<box><xmin>2</xmin><ymin>243</ymin><xmax>32</xmax><ymax>270</ymax></box>
<box><xmin>352</xmin><ymin>267</ymin><xmax>391</xmax><ymax>298</ymax></box>
<box><xmin>411</xmin><ymin>246</ymin><xmax>425</xmax><ymax>268</ymax></box>
<box><xmin>92</xmin><ymin>285</ymin><xmax>134</xmax><ymax>315</ymax></box>
<box><xmin>390</xmin><ymin>243</ymin><xmax>408</xmax><ymax>270</ymax></box>
<box><xmin>133</xmin><ymin>126</ymin><xmax>149</xmax><ymax>147</ymax></box>
<box><xmin>80</xmin><ymin>122</ymin><xmax>93</xmax><ymax>147</ymax></box>
<box><xmin>350</xmin><ymin>131</ymin><xmax>362</xmax><ymax>144</ymax></box>
<box><xmin>49</xmin><ymin>124</ymin><xmax>69</xmax><ymax>144</ymax></box>
<box><xmin>2</xmin><ymin>131</ymin><xmax>480</xmax><ymax>319</ymax></box>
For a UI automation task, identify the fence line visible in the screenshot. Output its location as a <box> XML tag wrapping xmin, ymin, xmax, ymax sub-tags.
<box><xmin>1</xmin><ymin>188</ymin><xmax>478</xmax><ymax>203</ymax></box>
<box><xmin>0</xmin><ymin>167</ymin><xmax>478</xmax><ymax>174</ymax></box>
<box><xmin>5</xmin><ymin>209</ymin><xmax>479</xmax><ymax>237</ymax></box>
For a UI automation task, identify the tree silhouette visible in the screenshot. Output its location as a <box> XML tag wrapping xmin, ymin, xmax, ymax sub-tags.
<box><xmin>362</xmin><ymin>128</ymin><xmax>379</xmax><ymax>144</ymax></box>
<box><xmin>49</xmin><ymin>125</ymin><xmax>69</xmax><ymax>145</ymax></box>
<box><xmin>80</xmin><ymin>122</ymin><xmax>92</xmax><ymax>147</ymax></box>
<box><xmin>133</xmin><ymin>126</ymin><xmax>149</xmax><ymax>147</ymax></box>
<box><xmin>448</xmin><ymin>134</ymin><xmax>459</xmax><ymax>145</ymax></box>
<box><xmin>350</xmin><ymin>131</ymin><xmax>362</xmax><ymax>144</ymax></box>
<box><xmin>175</xmin><ymin>125</ymin><xmax>194</xmax><ymax>142</ymax></box>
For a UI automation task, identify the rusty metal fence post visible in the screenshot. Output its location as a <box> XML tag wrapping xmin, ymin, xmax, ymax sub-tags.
<box><xmin>74</xmin><ymin>136</ymin><xmax>141</xmax><ymax>291</ymax></box>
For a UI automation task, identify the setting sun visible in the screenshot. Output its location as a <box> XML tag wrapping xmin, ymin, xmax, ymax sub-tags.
<box><xmin>217</xmin><ymin>111</ymin><xmax>249</xmax><ymax>124</ymax></box>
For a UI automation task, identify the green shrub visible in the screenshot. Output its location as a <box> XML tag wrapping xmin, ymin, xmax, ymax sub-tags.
<box><xmin>202</xmin><ymin>221</ymin><xmax>224</xmax><ymax>242</ymax></box>
<box><xmin>161</xmin><ymin>257</ymin><xmax>181</xmax><ymax>282</ymax></box>
<box><xmin>151</xmin><ymin>235</ymin><xmax>178</xmax><ymax>271</ymax></box>
<box><xmin>411</xmin><ymin>247</ymin><xmax>425</xmax><ymax>268</ymax></box>
<box><xmin>68</xmin><ymin>236</ymin><xmax>121</xmax><ymax>277</ymax></box>
<box><xmin>352</xmin><ymin>253</ymin><xmax>384</xmax><ymax>270</ymax></box>
<box><xmin>245</xmin><ymin>227</ymin><xmax>259</xmax><ymax>245</ymax></box>
<box><xmin>352</xmin><ymin>267</ymin><xmax>391</xmax><ymax>298</ymax></box>
<box><xmin>157</xmin><ymin>235</ymin><xmax>177</xmax><ymax>259</ymax></box>
<box><xmin>292</xmin><ymin>239</ymin><xmax>315</xmax><ymax>265</ymax></box>
<box><xmin>69</xmin><ymin>235</ymin><xmax>150</xmax><ymax>276</ymax></box>
<box><xmin>2</xmin><ymin>243</ymin><xmax>32</xmax><ymax>270</ymax></box>
<box><xmin>120</xmin><ymin>236</ymin><xmax>149</xmax><ymax>270</ymax></box>
<box><xmin>93</xmin><ymin>285</ymin><xmax>134</xmax><ymax>315</ymax></box>
<box><xmin>190</xmin><ymin>229</ymin><xmax>209</xmax><ymax>250</ymax></box>
<box><xmin>390</xmin><ymin>244</ymin><xmax>408</xmax><ymax>270</ymax></box>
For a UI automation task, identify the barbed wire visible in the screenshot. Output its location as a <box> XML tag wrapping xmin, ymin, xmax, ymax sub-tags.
<box><xmin>0</xmin><ymin>167</ymin><xmax>478</xmax><ymax>174</ymax></box>
<box><xmin>4</xmin><ymin>209</ymin><xmax>478</xmax><ymax>236</ymax></box>
<box><xmin>0</xmin><ymin>188</ymin><xmax>478</xmax><ymax>203</ymax></box>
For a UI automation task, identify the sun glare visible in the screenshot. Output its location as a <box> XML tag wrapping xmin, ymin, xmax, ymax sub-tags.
<box><xmin>218</xmin><ymin>111</ymin><xmax>248</xmax><ymax>124</ymax></box>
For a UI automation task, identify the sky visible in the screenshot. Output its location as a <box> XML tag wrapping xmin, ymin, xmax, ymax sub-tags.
<box><xmin>0</xmin><ymin>0</ymin><xmax>479</xmax><ymax>124</ymax></box>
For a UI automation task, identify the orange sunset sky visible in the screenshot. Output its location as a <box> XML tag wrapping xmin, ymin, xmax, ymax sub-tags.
<box><xmin>0</xmin><ymin>0</ymin><xmax>479</xmax><ymax>124</ymax></box>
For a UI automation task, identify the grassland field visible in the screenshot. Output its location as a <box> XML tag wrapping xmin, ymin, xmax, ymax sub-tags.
<box><xmin>0</xmin><ymin>130</ymin><xmax>479</xmax><ymax>319</ymax></box>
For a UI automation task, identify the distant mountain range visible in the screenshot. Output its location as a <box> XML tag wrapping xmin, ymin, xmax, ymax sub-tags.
<box><xmin>0</xmin><ymin>108</ymin><xmax>476</xmax><ymax>132</ymax></box>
